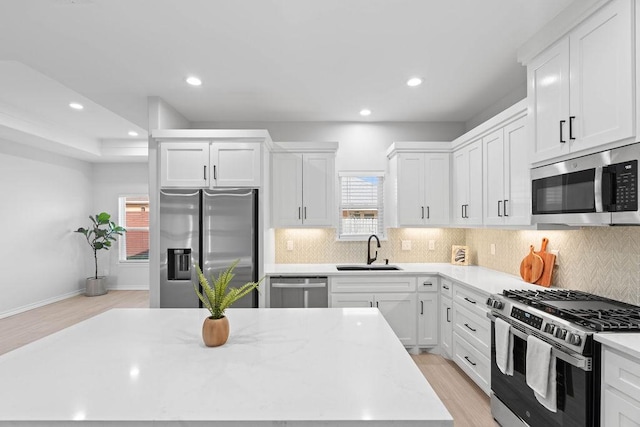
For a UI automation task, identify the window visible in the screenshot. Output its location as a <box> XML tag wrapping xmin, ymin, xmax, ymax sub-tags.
<box><xmin>118</xmin><ymin>196</ymin><xmax>149</xmax><ymax>261</ymax></box>
<box><xmin>338</xmin><ymin>172</ymin><xmax>385</xmax><ymax>240</ymax></box>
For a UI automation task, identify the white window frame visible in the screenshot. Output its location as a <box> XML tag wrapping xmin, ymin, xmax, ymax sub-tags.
<box><xmin>118</xmin><ymin>195</ymin><xmax>149</xmax><ymax>263</ymax></box>
<box><xmin>337</xmin><ymin>171</ymin><xmax>385</xmax><ymax>241</ymax></box>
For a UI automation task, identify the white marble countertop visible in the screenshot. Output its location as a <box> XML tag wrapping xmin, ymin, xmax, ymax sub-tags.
<box><xmin>0</xmin><ymin>308</ymin><xmax>452</xmax><ymax>426</ymax></box>
<box><xmin>595</xmin><ymin>332</ymin><xmax>640</xmax><ymax>361</ymax></box>
<box><xmin>265</xmin><ymin>263</ymin><xmax>547</xmax><ymax>296</ymax></box>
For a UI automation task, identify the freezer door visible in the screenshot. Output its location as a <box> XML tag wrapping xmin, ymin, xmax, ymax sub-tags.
<box><xmin>202</xmin><ymin>189</ymin><xmax>258</xmax><ymax>308</ymax></box>
<box><xmin>159</xmin><ymin>189</ymin><xmax>200</xmax><ymax>308</ymax></box>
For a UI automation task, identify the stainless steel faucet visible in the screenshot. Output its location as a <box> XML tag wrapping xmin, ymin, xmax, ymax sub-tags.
<box><xmin>367</xmin><ymin>234</ymin><xmax>381</xmax><ymax>265</ymax></box>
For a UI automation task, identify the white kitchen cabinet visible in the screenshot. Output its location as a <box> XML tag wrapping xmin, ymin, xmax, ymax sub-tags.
<box><xmin>483</xmin><ymin>117</ymin><xmax>530</xmax><ymax>226</ymax></box>
<box><xmin>210</xmin><ymin>142</ymin><xmax>261</xmax><ymax>187</ymax></box>
<box><xmin>396</xmin><ymin>153</ymin><xmax>450</xmax><ymax>226</ymax></box>
<box><xmin>160</xmin><ymin>142</ymin><xmax>210</xmax><ymax>188</ymax></box>
<box><xmin>440</xmin><ymin>295</ymin><xmax>453</xmax><ymax>359</ymax></box>
<box><xmin>330</xmin><ymin>276</ymin><xmax>417</xmax><ymax>346</ymax></box>
<box><xmin>160</xmin><ymin>141</ymin><xmax>261</xmax><ymax>188</ymax></box>
<box><xmin>602</xmin><ymin>346</ymin><xmax>640</xmax><ymax>427</ymax></box>
<box><xmin>417</xmin><ymin>276</ymin><xmax>438</xmax><ymax>347</ymax></box>
<box><xmin>272</xmin><ymin>152</ymin><xmax>335</xmax><ymax>227</ymax></box>
<box><xmin>452</xmin><ymin>140</ymin><xmax>482</xmax><ymax>225</ymax></box>
<box><xmin>528</xmin><ymin>0</ymin><xmax>634</xmax><ymax>164</ymax></box>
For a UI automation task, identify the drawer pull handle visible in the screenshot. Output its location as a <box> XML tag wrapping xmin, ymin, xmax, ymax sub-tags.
<box><xmin>464</xmin><ymin>297</ymin><xmax>476</xmax><ymax>304</ymax></box>
<box><xmin>443</xmin><ymin>285</ymin><xmax>450</xmax><ymax>290</ymax></box>
<box><xmin>464</xmin><ymin>356</ymin><xmax>476</xmax><ymax>366</ymax></box>
<box><xmin>464</xmin><ymin>323</ymin><xmax>477</xmax><ymax>332</ymax></box>
<box><xmin>423</xmin><ymin>281</ymin><xmax>433</xmax><ymax>286</ymax></box>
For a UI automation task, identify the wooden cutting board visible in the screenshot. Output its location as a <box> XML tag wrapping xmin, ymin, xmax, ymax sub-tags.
<box><xmin>534</xmin><ymin>237</ymin><xmax>556</xmax><ymax>287</ymax></box>
<box><xmin>520</xmin><ymin>245</ymin><xmax>544</xmax><ymax>283</ymax></box>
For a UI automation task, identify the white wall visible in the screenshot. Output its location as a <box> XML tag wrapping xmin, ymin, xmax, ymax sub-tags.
<box><xmin>0</xmin><ymin>139</ymin><xmax>93</xmax><ymax>318</ymax></box>
<box><xmin>93</xmin><ymin>162</ymin><xmax>149</xmax><ymax>291</ymax></box>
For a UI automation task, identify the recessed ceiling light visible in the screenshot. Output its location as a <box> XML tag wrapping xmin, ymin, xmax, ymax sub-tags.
<box><xmin>360</xmin><ymin>109</ymin><xmax>372</xmax><ymax>117</ymax></box>
<box><xmin>69</xmin><ymin>102</ymin><xmax>84</xmax><ymax>110</ymax></box>
<box><xmin>128</xmin><ymin>131</ymin><xmax>139</xmax><ymax>137</ymax></box>
<box><xmin>186</xmin><ymin>76</ymin><xmax>202</xmax><ymax>86</ymax></box>
<box><xmin>407</xmin><ymin>77</ymin><xmax>423</xmax><ymax>87</ymax></box>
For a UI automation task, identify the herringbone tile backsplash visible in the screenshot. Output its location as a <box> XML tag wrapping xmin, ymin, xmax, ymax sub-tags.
<box><xmin>274</xmin><ymin>227</ymin><xmax>640</xmax><ymax>305</ymax></box>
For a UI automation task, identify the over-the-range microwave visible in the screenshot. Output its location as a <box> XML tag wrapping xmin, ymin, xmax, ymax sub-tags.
<box><xmin>531</xmin><ymin>143</ymin><xmax>638</xmax><ymax>225</ymax></box>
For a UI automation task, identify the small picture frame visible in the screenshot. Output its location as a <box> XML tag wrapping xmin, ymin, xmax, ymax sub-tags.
<box><xmin>451</xmin><ymin>245</ymin><xmax>469</xmax><ymax>266</ymax></box>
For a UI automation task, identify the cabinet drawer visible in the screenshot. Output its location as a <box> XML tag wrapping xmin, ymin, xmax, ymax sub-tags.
<box><xmin>453</xmin><ymin>283</ymin><xmax>488</xmax><ymax>319</ymax></box>
<box><xmin>417</xmin><ymin>275</ymin><xmax>438</xmax><ymax>293</ymax></box>
<box><xmin>604</xmin><ymin>347</ymin><xmax>640</xmax><ymax>400</ymax></box>
<box><xmin>453</xmin><ymin>303</ymin><xmax>490</xmax><ymax>359</ymax></box>
<box><xmin>330</xmin><ymin>276</ymin><xmax>417</xmax><ymax>293</ymax></box>
<box><xmin>440</xmin><ymin>278</ymin><xmax>453</xmax><ymax>298</ymax></box>
<box><xmin>453</xmin><ymin>332</ymin><xmax>490</xmax><ymax>395</ymax></box>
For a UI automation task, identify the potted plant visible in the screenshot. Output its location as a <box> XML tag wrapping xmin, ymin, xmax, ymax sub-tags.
<box><xmin>75</xmin><ymin>212</ymin><xmax>126</xmax><ymax>297</ymax></box>
<box><xmin>194</xmin><ymin>260</ymin><xmax>263</xmax><ymax>347</ymax></box>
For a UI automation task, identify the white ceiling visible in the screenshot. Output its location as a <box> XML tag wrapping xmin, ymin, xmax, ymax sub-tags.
<box><xmin>0</xmin><ymin>0</ymin><xmax>573</xmax><ymax>159</ymax></box>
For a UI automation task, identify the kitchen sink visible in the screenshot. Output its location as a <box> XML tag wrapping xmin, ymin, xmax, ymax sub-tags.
<box><xmin>336</xmin><ymin>265</ymin><xmax>402</xmax><ymax>271</ymax></box>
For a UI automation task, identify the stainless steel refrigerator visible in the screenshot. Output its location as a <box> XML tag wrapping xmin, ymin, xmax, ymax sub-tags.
<box><xmin>159</xmin><ymin>188</ymin><xmax>258</xmax><ymax>308</ymax></box>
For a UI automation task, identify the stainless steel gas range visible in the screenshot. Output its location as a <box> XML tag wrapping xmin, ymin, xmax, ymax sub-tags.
<box><xmin>487</xmin><ymin>289</ymin><xmax>640</xmax><ymax>427</ymax></box>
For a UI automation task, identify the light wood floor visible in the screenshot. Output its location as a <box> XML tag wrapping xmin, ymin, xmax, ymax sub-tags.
<box><xmin>0</xmin><ymin>291</ymin><xmax>495</xmax><ymax>426</ymax></box>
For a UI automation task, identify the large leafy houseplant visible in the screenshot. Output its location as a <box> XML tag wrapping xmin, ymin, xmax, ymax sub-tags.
<box><xmin>194</xmin><ymin>260</ymin><xmax>262</xmax><ymax>319</ymax></box>
<box><xmin>75</xmin><ymin>212</ymin><xmax>126</xmax><ymax>280</ymax></box>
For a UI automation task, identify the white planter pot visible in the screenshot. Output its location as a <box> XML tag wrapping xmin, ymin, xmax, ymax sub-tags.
<box><xmin>85</xmin><ymin>277</ymin><xmax>108</xmax><ymax>297</ymax></box>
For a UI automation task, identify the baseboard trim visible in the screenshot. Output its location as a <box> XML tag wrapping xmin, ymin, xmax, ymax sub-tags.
<box><xmin>107</xmin><ymin>285</ymin><xmax>149</xmax><ymax>291</ymax></box>
<box><xmin>0</xmin><ymin>289</ymin><xmax>83</xmax><ymax>320</ymax></box>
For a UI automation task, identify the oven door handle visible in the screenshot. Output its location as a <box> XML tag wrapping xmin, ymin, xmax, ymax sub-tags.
<box><xmin>488</xmin><ymin>313</ymin><xmax>592</xmax><ymax>371</ymax></box>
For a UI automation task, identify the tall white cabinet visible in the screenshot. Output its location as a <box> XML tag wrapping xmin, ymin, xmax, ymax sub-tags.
<box><xmin>452</xmin><ymin>140</ymin><xmax>483</xmax><ymax>226</ymax></box>
<box><xmin>525</xmin><ymin>0</ymin><xmax>634</xmax><ymax>164</ymax></box>
<box><xmin>271</xmin><ymin>142</ymin><xmax>337</xmax><ymax>227</ymax></box>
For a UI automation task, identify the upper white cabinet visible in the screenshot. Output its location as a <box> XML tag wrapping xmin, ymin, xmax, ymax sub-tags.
<box><xmin>387</xmin><ymin>143</ymin><xmax>450</xmax><ymax>227</ymax></box>
<box><xmin>271</xmin><ymin>143</ymin><xmax>337</xmax><ymax>227</ymax></box>
<box><xmin>452</xmin><ymin>140</ymin><xmax>483</xmax><ymax>226</ymax></box>
<box><xmin>160</xmin><ymin>141</ymin><xmax>262</xmax><ymax>188</ymax></box>
<box><xmin>483</xmin><ymin>116</ymin><xmax>530</xmax><ymax>226</ymax></box>
<box><xmin>527</xmin><ymin>0</ymin><xmax>634</xmax><ymax>164</ymax></box>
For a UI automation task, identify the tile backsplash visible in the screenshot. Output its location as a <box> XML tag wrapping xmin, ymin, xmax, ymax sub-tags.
<box><xmin>274</xmin><ymin>227</ymin><xmax>640</xmax><ymax>305</ymax></box>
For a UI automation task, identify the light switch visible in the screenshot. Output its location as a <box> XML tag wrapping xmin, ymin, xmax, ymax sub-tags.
<box><xmin>401</xmin><ymin>240</ymin><xmax>411</xmax><ymax>251</ymax></box>
<box><xmin>490</xmin><ymin>243</ymin><xmax>496</xmax><ymax>255</ymax></box>
<box><xmin>428</xmin><ymin>240</ymin><xmax>435</xmax><ymax>251</ymax></box>
<box><xmin>287</xmin><ymin>240</ymin><xmax>294</xmax><ymax>251</ymax></box>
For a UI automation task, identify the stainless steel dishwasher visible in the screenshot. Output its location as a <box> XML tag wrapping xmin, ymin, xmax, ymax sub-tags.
<box><xmin>269</xmin><ymin>276</ymin><xmax>328</xmax><ymax>308</ymax></box>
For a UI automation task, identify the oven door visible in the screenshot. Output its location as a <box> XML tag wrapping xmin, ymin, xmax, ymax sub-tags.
<box><xmin>490</xmin><ymin>320</ymin><xmax>599</xmax><ymax>427</ymax></box>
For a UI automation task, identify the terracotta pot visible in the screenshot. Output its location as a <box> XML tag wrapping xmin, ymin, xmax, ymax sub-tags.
<box><xmin>202</xmin><ymin>316</ymin><xmax>229</xmax><ymax>347</ymax></box>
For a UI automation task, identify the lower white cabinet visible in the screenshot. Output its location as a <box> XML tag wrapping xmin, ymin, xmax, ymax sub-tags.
<box><xmin>452</xmin><ymin>332</ymin><xmax>491</xmax><ymax>395</ymax></box>
<box><xmin>417</xmin><ymin>275</ymin><xmax>439</xmax><ymax>347</ymax></box>
<box><xmin>602</xmin><ymin>346</ymin><xmax>640</xmax><ymax>426</ymax></box>
<box><xmin>440</xmin><ymin>296</ymin><xmax>453</xmax><ymax>358</ymax></box>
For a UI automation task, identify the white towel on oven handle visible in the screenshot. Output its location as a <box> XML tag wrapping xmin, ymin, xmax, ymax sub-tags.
<box><xmin>495</xmin><ymin>317</ymin><xmax>513</xmax><ymax>376</ymax></box>
<box><xmin>526</xmin><ymin>335</ymin><xmax>557</xmax><ymax>412</ymax></box>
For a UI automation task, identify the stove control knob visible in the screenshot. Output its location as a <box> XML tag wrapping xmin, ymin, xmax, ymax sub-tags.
<box><xmin>544</xmin><ymin>324</ymin><xmax>556</xmax><ymax>334</ymax></box>
<box><xmin>554</xmin><ymin>328</ymin><xmax>567</xmax><ymax>339</ymax></box>
<box><xmin>566</xmin><ymin>333</ymin><xmax>582</xmax><ymax>346</ymax></box>
<box><xmin>486</xmin><ymin>298</ymin><xmax>493</xmax><ymax>307</ymax></box>
<box><xmin>492</xmin><ymin>300</ymin><xmax>504</xmax><ymax>310</ymax></box>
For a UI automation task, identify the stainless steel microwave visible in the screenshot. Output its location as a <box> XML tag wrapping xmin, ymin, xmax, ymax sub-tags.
<box><xmin>531</xmin><ymin>143</ymin><xmax>638</xmax><ymax>225</ymax></box>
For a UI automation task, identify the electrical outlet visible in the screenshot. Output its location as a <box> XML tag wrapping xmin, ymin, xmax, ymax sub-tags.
<box><xmin>428</xmin><ymin>240</ymin><xmax>435</xmax><ymax>251</ymax></box>
<box><xmin>550</xmin><ymin>249</ymin><xmax>559</xmax><ymax>265</ymax></box>
<box><xmin>490</xmin><ymin>243</ymin><xmax>496</xmax><ymax>255</ymax></box>
<box><xmin>401</xmin><ymin>240</ymin><xmax>411</xmax><ymax>251</ymax></box>
<box><xmin>286</xmin><ymin>240</ymin><xmax>294</xmax><ymax>251</ymax></box>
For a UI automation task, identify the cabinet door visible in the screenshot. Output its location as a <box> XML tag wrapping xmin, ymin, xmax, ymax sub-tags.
<box><xmin>271</xmin><ymin>153</ymin><xmax>303</xmax><ymax>227</ymax></box>
<box><xmin>602</xmin><ymin>388</ymin><xmax>640</xmax><ymax>427</ymax></box>
<box><xmin>569</xmin><ymin>0</ymin><xmax>633</xmax><ymax>152</ymax></box>
<box><xmin>210</xmin><ymin>142</ymin><xmax>261</xmax><ymax>187</ymax></box>
<box><xmin>397</xmin><ymin>153</ymin><xmax>426</xmax><ymax>226</ymax></box>
<box><xmin>483</xmin><ymin>129</ymin><xmax>505</xmax><ymax>225</ymax></box>
<box><xmin>440</xmin><ymin>297</ymin><xmax>453</xmax><ymax>358</ymax></box>
<box><xmin>302</xmin><ymin>153</ymin><xmax>335</xmax><ymax>227</ymax></box>
<box><xmin>466</xmin><ymin>141</ymin><xmax>483</xmax><ymax>225</ymax></box>
<box><xmin>504</xmin><ymin>117</ymin><xmax>531</xmax><ymax>225</ymax></box>
<box><xmin>424</xmin><ymin>153</ymin><xmax>450</xmax><ymax>225</ymax></box>
<box><xmin>160</xmin><ymin>142</ymin><xmax>209</xmax><ymax>188</ymax></box>
<box><xmin>418</xmin><ymin>293</ymin><xmax>438</xmax><ymax>347</ymax></box>
<box><xmin>452</xmin><ymin>149</ymin><xmax>468</xmax><ymax>224</ymax></box>
<box><xmin>528</xmin><ymin>38</ymin><xmax>571</xmax><ymax>164</ymax></box>
<box><xmin>330</xmin><ymin>293</ymin><xmax>373</xmax><ymax>308</ymax></box>
<box><xmin>375</xmin><ymin>293</ymin><xmax>417</xmax><ymax>346</ymax></box>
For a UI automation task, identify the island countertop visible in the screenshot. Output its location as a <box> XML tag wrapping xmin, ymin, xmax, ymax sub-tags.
<box><xmin>0</xmin><ymin>308</ymin><xmax>453</xmax><ymax>426</ymax></box>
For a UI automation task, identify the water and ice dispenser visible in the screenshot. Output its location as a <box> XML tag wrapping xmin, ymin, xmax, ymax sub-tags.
<box><xmin>167</xmin><ymin>249</ymin><xmax>192</xmax><ymax>280</ymax></box>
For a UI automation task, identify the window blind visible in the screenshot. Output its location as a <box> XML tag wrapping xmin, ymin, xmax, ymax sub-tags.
<box><xmin>339</xmin><ymin>174</ymin><xmax>384</xmax><ymax>238</ymax></box>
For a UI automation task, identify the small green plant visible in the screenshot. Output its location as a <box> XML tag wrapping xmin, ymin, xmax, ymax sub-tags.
<box><xmin>195</xmin><ymin>260</ymin><xmax>263</xmax><ymax>319</ymax></box>
<box><xmin>75</xmin><ymin>212</ymin><xmax>126</xmax><ymax>279</ymax></box>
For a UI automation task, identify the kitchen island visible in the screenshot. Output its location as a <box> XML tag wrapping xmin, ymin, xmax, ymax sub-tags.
<box><xmin>0</xmin><ymin>308</ymin><xmax>452</xmax><ymax>426</ymax></box>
